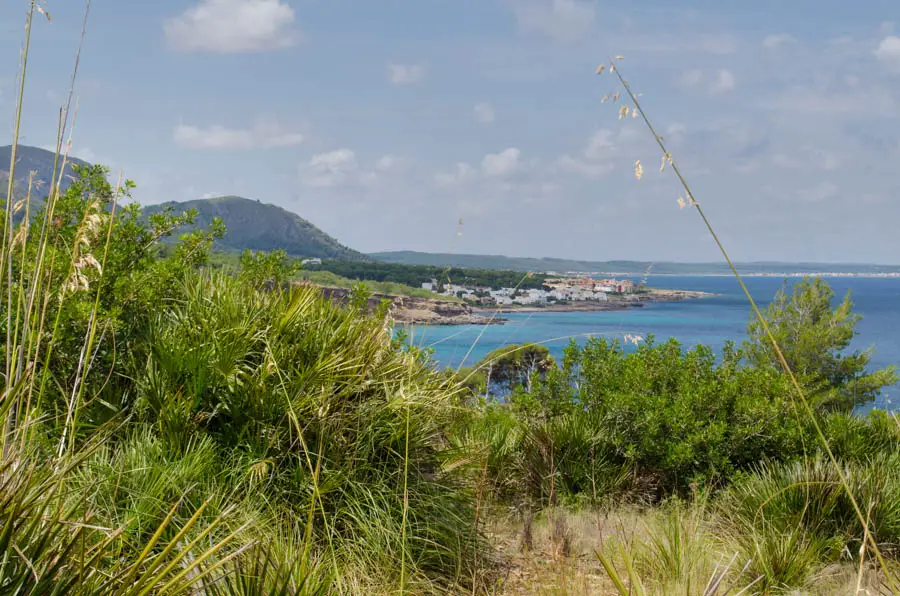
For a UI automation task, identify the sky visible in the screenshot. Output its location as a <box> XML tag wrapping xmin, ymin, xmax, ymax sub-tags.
<box><xmin>1</xmin><ymin>0</ymin><xmax>899</xmax><ymax>263</ymax></box>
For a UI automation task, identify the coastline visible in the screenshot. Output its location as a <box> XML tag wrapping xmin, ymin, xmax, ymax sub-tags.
<box><xmin>472</xmin><ymin>288</ymin><xmax>714</xmax><ymax>316</ymax></box>
<box><xmin>312</xmin><ymin>284</ymin><xmax>505</xmax><ymax>326</ymax></box>
<box><xmin>313</xmin><ymin>283</ymin><xmax>712</xmax><ymax>326</ymax></box>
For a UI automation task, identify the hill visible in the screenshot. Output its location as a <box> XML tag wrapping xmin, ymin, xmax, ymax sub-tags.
<box><xmin>371</xmin><ymin>251</ymin><xmax>900</xmax><ymax>276</ymax></box>
<box><xmin>144</xmin><ymin>196</ymin><xmax>367</xmax><ymax>260</ymax></box>
<box><xmin>0</xmin><ymin>144</ymin><xmax>91</xmax><ymax>199</ymax></box>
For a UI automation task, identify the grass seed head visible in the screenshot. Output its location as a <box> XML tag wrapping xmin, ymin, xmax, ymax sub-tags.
<box><xmin>596</xmin><ymin>63</ymin><xmax>606</xmax><ymax>75</ymax></box>
<box><xmin>12</xmin><ymin>222</ymin><xmax>28</xmax><ymax>247</ymax></box>
<box><xmin>634</xmin><ymin>160</ymin><xmax>643</xmax><ymax>180</ymax></box>
<box><xmin>619</xmin><ymin>106</ymin><xmax>629</xmax><ymax>120</ymax></box>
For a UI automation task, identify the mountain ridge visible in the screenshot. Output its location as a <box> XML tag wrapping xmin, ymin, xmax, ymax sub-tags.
<box><xmin>0</xmin><ymin>144</ymin><xmax>91</xmax><ymax>199</ymax></box>
<box><xmin>1</xmin><ymin>146</ymin><xmax>365</xmax><ymax>261</ymax></box>
<box><xmin>144</xmin><ymin>196</ymin><xmax>367</xmax><ymax>260</ymax></box>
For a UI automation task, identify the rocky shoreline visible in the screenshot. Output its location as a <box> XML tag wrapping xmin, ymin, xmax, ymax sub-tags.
<box><xmin>315</xmin><ymin>285</ymin><xmax>711</xmax><ymax>326</ymax></box>
<box><xmin>315</xmin><ymin>285</ymin><xmax>503</xmax><ymax>326</ymax></box>
<box><xmin>472</xmin><ymin>288</ymin><xmax>713</xmax><ymax>315</ymax></box>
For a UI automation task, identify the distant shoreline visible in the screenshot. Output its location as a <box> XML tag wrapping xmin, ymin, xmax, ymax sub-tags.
<box><xmin>471</xmin><ymin>288</ymin><xmax>714</xmax><ymax>316</ymax></box>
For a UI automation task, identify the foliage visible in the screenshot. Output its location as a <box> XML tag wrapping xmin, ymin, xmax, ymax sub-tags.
<box><xmin>6</xmin><ymin>163</ymin><xmax>227</xmax><ymax>438</ymax></box>
<box><xmin>474</xmin><ymin>343</ymin><xmax>556</xmax><ymax>394</ymax></box>
<box><xmin>310</xmin><ymin>259</ymin><xmax>548</xmax><ymax>290</ymax></box>
<box><xmin>744</xmin><ymin>277</ymin><xmax>897</xmax><ymax>412</ymax></box>
<box><xmin>131</xmin><ymin>272</ymin><xmax>485</xmax><ymax>586</ymax></box>
<box><xmin>719</xmin><ymin>454</ymin><xmax>900</xmax><ymax>590</ymax></box>
<box><xmin>296</xmin><ymin>268</ymin><xmax>459</xmax><ymax>300</ymax></box>
<box><xmin>238</xmin><ymin>248</ymin><xmax>300</xmax><ymax>289</ymax></box>
<box><xmin>532</xmin><ymin>337</ymin><xmax>806</xmax><ymax>495</ymax></box>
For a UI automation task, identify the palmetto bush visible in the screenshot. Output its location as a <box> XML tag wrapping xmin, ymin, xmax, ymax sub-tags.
<box><xmin>718</xmin><ymin>454</ymin><xmax>900</xmax><ymax>590</ymax></box>
<box><xmin>131</xmin><ymin>272</ymin><xmax>484</xmax><ymax>588</ymax></box>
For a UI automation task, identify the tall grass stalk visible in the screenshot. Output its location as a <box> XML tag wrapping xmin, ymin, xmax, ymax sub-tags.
<box><xmin>604</xmin><ymin>58</ymin><xmax>899</xmax><ymax>591</ymax></box>
<box><xmin>400</xmin><ymin>402</ymin><xmax>411</xmax><ymax>593</ymax></box>
<box><xmin>2</xmin><ymin>0</ymin><xmax>39</xmax><ymax>458</ymax></box>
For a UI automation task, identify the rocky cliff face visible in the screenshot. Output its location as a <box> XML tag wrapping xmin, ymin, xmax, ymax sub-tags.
<box><xmin>314</xmin><ymin>286</ymin><xmax>503</xmax><ymax>325</ymax></box>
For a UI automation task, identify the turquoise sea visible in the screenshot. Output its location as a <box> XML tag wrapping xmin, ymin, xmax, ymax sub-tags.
<box><xmin>407</xmin><ymin>276</ymin><xmax>900</xmax><ymax>411</ymax></box>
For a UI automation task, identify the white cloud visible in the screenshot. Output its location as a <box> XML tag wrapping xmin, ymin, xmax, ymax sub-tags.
<box><xmin>301</xmin><ymin>150</ymin><xmax>406</xmax><ymax>188</ymax></box>
<box><xmin>511</xmin><ymin>0</ymin><xmax>596</xmax><ymax>42</ymax></box>
<box><xmin>763</xmin><ymin>85</ymin><xmax>897</xmax><ymax>116</ymax></box>
<box><xmin>482</xmin><ymin>148</ymin><xmax>521</xmax><ymax>177</ymax></box>
<box><xmin>795</xmin><ymin>181</ymin><xmax>839</xmax><ymax>204</ymax></box>
<box><xmin>677</xmin><ymin>69</ymin><xmax>736</xmax><ymax>94</ymax></box>
<box><xmin>583</xmin><ymin>129</ymin><xmax>615</xmax><ymax>161</ymax></box>
<box><xmin>164</xmin><ymin>0</ymin><xmax>298</xmax><ymax>53</ymax></box>
<box><xmin>474</xmin><ymin>102</ymin><xmax>496</xmax><ymax>124</ymax></box>
<box><xmin>375</xmin><ymin>155</ymin><xmax>403</xmax><ymax>171</ymax></box>
<box><xmin>762</xmin><ymin>34</ymin><xmax>797</xmax><ymax>50</ymax></box>
<box><xmin>556</xmin><ymin>129</ymin><xmax>618</xmax><ymax>178</ymax></box>
<box><xmin>771</xmin><ymin>147</ymin><xmax>840</xmax><ymax>172</ymax></box>
<box><xmin>557</xmin><ymin>155</ymin><xmax>613</xmax><ymax>178</ymax></box>
<box><xmin>710</xmin><ymin>69</ymin><xmax>736</xmax><ymax>94</ymax></box>
<box><xmin>435</xmin><ymin>162</ymin><xmax>477</xmax><ymax>187</ymax></box>
<box><xmin>174</xmin><ymin>119</ymin><xmax>304</xmax><ymax>150</ymax></box>
<box><xmin>875</xmin><ymin>36</ymin><xmax>900</xmax><ymax>71</ymax></box>
<box><xmin>676</xmin><ymin>69</ymin><xmax>703</xmax><ymax>89</ymax></box>
<box><xmin>303</xmin><ymin>149</ymin><xmax>359</xmax><ymax>188</ymax></box>
<box><xmin>387</xmin><ymin>63</ymin><xmax>426</xmax><ymax>85</ymax></box>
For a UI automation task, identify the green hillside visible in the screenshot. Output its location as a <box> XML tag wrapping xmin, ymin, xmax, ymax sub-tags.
<box><xmin>144</xmin><ymin>196</ymin><xmax>367</xmax><ymax>260</ymax></box>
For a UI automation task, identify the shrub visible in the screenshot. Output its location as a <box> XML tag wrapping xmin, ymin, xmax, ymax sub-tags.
<box><xmin>130</xmin><ymin>272</ymin><xmax>486</xmax><ymax>587</ymax></box>
<box><xmin>719</xmin><ymin>454</ymin><xmax>900</xmax><ymax>590</ymax></box>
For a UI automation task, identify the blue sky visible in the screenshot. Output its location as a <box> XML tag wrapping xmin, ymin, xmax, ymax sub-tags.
<box><xmin>1</xmin><ymin>0</ymin><xmax>899</xmax><ymax>262</ymax></box>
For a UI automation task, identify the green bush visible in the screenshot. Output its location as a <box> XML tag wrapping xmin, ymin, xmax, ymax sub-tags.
<box><xmin>526</xmin><ymin>337</ymin><xmax>806</xmax><ymax>495</ymax></box>
<box><xmin>131</xmin><ymin>272</ymin><xmax>485</xmax><ymax>587</ymax></box>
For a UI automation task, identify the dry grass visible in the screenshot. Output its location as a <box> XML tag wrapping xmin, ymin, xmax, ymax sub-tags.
<box><xmin>487</xmin><ymin>502</ymin><xmax>900</xmax><ymax>595</ymax></box>
<box><xmin>487</xmin><ymin>508</ymin><xmax>619</xmax><ymax>595</ymax></box>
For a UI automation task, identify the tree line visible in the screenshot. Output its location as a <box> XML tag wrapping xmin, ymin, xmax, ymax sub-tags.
<box><xmin>308</xmin><ymin>259</ymin><xmax>548</xmax><ymax>290</ymax></box>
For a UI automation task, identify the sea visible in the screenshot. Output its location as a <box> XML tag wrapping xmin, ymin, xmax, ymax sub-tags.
<box><xmin>406</xmin><ymin>276</ymin><xmax>900</xmax><ymax>412</ymax></box>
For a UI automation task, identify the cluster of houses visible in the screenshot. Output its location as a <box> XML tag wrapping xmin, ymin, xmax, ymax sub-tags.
<box><xmin>422</xmin><ymin>276</ymin><xmax>637</xmax><ymax>306</ymax></box>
